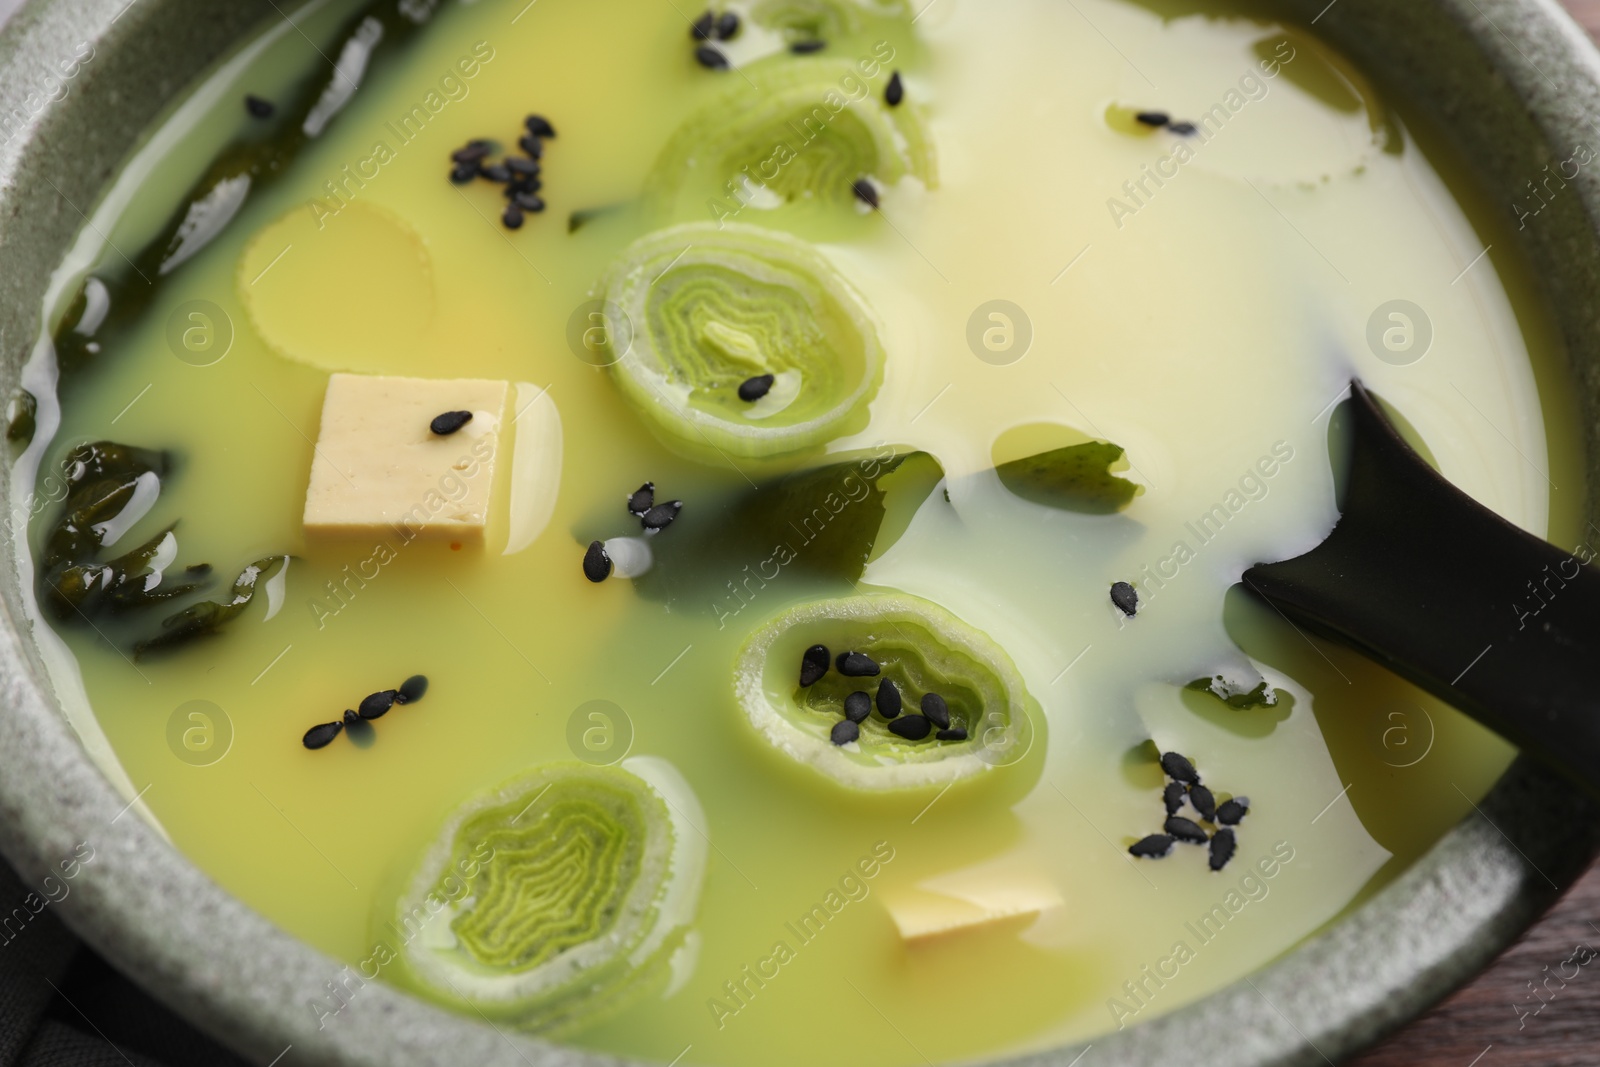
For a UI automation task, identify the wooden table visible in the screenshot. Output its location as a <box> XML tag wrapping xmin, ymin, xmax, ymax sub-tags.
<box><xmin>1349</xmin><ymin>872</ymin><xmax>1600</xmax><ymax>1064</ymax></box>
<box><xmin>1349</xmin><ymin>5</ymin><xmax>1600</xmax><ymax>1062</ymax></box>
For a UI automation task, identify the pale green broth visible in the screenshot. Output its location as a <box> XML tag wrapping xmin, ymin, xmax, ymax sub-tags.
<box><xmin>11</xmin><ymin>0</ymin><xmax>1583</xmax><ymax>1064</ymax></box>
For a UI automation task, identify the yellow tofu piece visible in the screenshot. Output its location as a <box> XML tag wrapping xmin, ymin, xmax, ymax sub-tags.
<box><xmin>303</xmin><ymin>373</ymin><xmax>509</xmax><ymax>543</ymax></box>
<box><xmin>884</xmin><ymin>874</ymin><xmax>1062</xmax><ymax>942</ymax></box>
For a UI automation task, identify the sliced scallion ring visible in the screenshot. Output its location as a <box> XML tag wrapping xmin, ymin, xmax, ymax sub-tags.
<box><xmin>734</xmin><ymin>594</ymin><xmax>1037</xmax><ymax>790</ymax></box>
<box><xmin>384</xmin><ymin>759</ymin><xmax>705</xmax><ymax>1034</ymax></box>
<box><xmin>597</xmin><ymin>222</ymin><xmax>885</xmax><ymax>460</ymax></box>
<box><xmin>645</xmin><ymin>57</ymin><xmax>936</xmax><ymax>221</ymax></box>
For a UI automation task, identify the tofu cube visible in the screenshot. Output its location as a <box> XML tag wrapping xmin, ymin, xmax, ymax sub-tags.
<box><xmin>883</xmin><ymin>876</ymin><xmax>1062</xmax><ymax>942</ymax></box>
<box><xmin>303</xmin><ymin>373</ymin><xmax>509</xmax><ymax>543</ymax></box>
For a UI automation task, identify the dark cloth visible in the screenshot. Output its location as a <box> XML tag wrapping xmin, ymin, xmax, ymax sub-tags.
<box><xmin>0</xmin><ymin>856</ymin><xmax>251</xmax><ymax>1067</ymax></box>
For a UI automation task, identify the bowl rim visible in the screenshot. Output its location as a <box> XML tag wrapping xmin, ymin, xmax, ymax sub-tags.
<box><xmin>3</xmin><ymin>0</ymin><xmax>1600</xmax><ymax>1064</ymax></box>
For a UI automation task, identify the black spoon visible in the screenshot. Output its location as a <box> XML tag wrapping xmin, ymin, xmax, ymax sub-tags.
<box><xmin>1242</xmin><ymin>380</ymin><xmax>1600</xmax><ymax>796</ymax></box>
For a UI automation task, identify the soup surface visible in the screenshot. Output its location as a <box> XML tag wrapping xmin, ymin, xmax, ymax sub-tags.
<box><xmin>9</xmin><ymin>0</ymin><xmax>1586</xmax><ymax>1063</ymax></box>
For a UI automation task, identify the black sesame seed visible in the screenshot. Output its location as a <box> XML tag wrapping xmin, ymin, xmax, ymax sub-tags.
<box><xmin>343</xmin><ymin>709</ymin><xmax>359</xmax><ymax>726</ymax></box>
<box><xmin>507</xmin><ymin>155</ymin><xmax>540</xmax><ymax>175</ymax></box>
<box><xmin>452</xmin><ymin>143</ymin><xmax>492</xmax><ymax>164</ymax></box>
<box><xmin>628</xmin><ymin>482</ymin><xmax>656</xmax><ymax>516</ymax></box>
<box><xmin>888</xmin><ymin>714</ymin><xmax>931</xmax><ymax>740</ymax></box>
<box><xmin>583</xmin><ymin>540</ymin><xmax>612</xmax><ymax>583</ymax></box>
<box><xmin>791</xmin><ymin>39</ymin><xmax>827</xmax><ymax>54</ymax></box>
<box><xmin>1164</xmin><ymin>815</ymin><xmax>1208</xmax><ymax>844</ymax></box>
<box><xmin>1189</xmin><ymin>783</ymin><xmax>1217</xmax><ymax>821</ymax></box>
<box><xmin>245</xmin><ymin>94</ymin><xmax>276</xmax><ymax>119</ymax></box>
<box><xmin>690</xmin><ymin>10</ymin><xmax>715</xmax><ymax>39</ymax></box>
<box><xmin>502</xmin><ymin>205</ymin><xmax>524</xmax><ymax>229</ymax></box>
<box><xmin>831</xmin><ymin>719</ymin><xmax>860</xmax><ymax>745</ymax></box>
<box><xmin>515</xmin><ymin>194</ymin><xmax>547</xmax><ymax>214</ymax></box>
<box><xmin>738</xmin><ymin>374</ymin><xmax>775</xmax><ymax>402</ymax></box>
<box><xmin>1129</xmin><ymin>833</ymin><xmax>1174</xmax><ymax>858</ymax></box>
<box><xmin>449</xmin><ymin>164</ymin><xmax>478</xmax><ymax>185</ymax></box>
<box><xmin>641</xmin><ymin>501</ymin><xmax>683</xmax><ymax>531</ymax></box>
<box><xmin>517</xmin><ymin>136</ymin><xmax>546</xmax><ymax>159</ymax></box>
<box><xmin>920</xmin><ymin>693</ymin><xmax>951</xmax><ymax>729</ymax></box>
<box><xmin>303</xmin><ymin>721</ymin><xmax>343</xmax><ymax>749</ymax></box>
<box><xmin>359</xmin><ymin>690</ymin><xmax>398</xmax><ymax>720</ymax></box>
<box><xmin>715</xmin><ymin>11</ymin><xmax>740</xmax><ymax>39</ymax></box>
<box><xmin>836</xmin><ymin>651</ymin><xmax>880</xmax><ymax>677</ymax></box>
<box><xmin>397</xmin><ymin>674</ymin><xmax>429</xmax><ymax>704</ymax></box>
<box><xmin>1209</xmin><ymin>828</ymin><xmax>1237</xmax><ymax>871</ymax></box>
<box><xmin>936</xmin><ymin>726</ymin><xmax>968</xmax><ymax>742</ymax></box>
<box><xmin>1110</xmin><ymin>581</ymin><xmax>1138</xmax><ymax>617</ymax></box>
<box><xmin>1169</xmin><ymin>121</ymin><xmax>1198</xmax><ymax>136</ymax></box>
<box><xmin>1215</xmin><ymin>798</ymin><xmax>1249</xmax><ymax>825</ymax></box>
<box><xmin>1135</xmin><ymin>110</ymin><xmax>1170</xmax><ymax>127</ymax></box>
<box><xmin>844</xmin><ymin>691</ymin><xmax>872</xmax><ymax>723</ymax></box>
<box><xmin>695</xmin><ymin>45</ymin><xmax>730</xmax><ymax>70</ymax></box>
<box><xmin>799</xmin><ymin>644</ymin><xmax>830</xmax><ymax>686</ymax></box>
<box><xmin>885</xmin><ymin>71</ymin><xmax>904</xmax><ymax>107</ymax></box>
<box><xmin>430</xmin><ymin>410</ymin><xmax>473</xmax><ymax>436</ymax></box>
<box><xmin>875</xmin><ymin>677</ymin><xmax>901</xmax><ymax>718</ymax></box>
<box><xmin>481</xmin><ymin>163</ymin><xmax>512</xmax><ymax>183</ymax></box>
<box><xmin>1163</xmin><ymin>781</ymin><xmax>1186</xmax><ymax>816</ymax></box>
<box><xmin>1160</xmin><ymin>750</ymin><xmax>1200</xmax><ymax>785</ymax></box>
<box><xmin>524</xmin><ymin>114</ymin><xmax>556</xmax><ymax>138</ymax></box>
<box><xmin>851</xmin><ymin>178</ymin><xmax>879</xmax><ymax>209</ymax></box>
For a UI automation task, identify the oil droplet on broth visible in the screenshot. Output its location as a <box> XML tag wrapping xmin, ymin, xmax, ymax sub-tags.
<box><xmin>239</xmin><ymin>200</ymin><xmax>436</xmax><ymax>374</ymax></box>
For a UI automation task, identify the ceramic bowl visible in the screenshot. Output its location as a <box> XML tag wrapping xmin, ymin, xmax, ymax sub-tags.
<box><xmin>2</xmin><ymin>0</ymin><xmax>1599</xmax><ymax>1063</ymax></box>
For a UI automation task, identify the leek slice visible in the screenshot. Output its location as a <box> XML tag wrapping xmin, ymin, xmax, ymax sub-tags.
<box><xmin>734</xmin><ymin>594</ymin><xmax>1037</xmax><ymax>790</ymax></box>
<box><xmin>645</xmin><ymin>57</ymin><xmax>936</xmax><ymax>222</ymax></box>
<box><xmin>598</xmin><ymin>222</ymin><xmax>884</xmax><ymax>460</ymax></box>
<box><xmin>750</xmin><ymin>0</ymin><xmax>877</xmax><ymax>42</ymax></box>
<box><xmin>386</xmin><ymin>760</ymin><xmax>705</xmax><ymax>1034</ymax></box>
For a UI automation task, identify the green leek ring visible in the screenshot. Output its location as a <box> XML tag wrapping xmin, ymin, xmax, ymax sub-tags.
<box><xmin>598</xmin><ymin>222</ymin><xmax>885</xmax><ymax>460</ymax></box>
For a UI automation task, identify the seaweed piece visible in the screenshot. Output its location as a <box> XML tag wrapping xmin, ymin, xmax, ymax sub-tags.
<box><xmin>41</xmin><ymin>441</ymin><xmax>167</xmax><ymax>567</ymax></box>
<box><xmin>50</xmin><ymin>524</ymin><xmax>206</xmax><ymax>617</ymax></box>
<box><xmin>995</xmin><ymin>440</ymin><xmax>1140</xmax><ymax>514</ymax></box>
<box><xmin>35</xmin><ymin>441</ymin><xmax>216</xmax><ymax>620</ymax></box>
<box><xmin>133</xmin><ymin>555</ymin><xmax>288</xmax><ymax>658</ymax></box>
<box><xmin>6</xmin><ymin>390</ymin><xmax>36</xmax><ymax>445</ymax></box>
<box><xmin>631</xmin><ymin>449</ymin><xmax>942</xmax><ymax>607</ymax></box>
<box><xmin>51</xmin><ymin>0</ymin><xmax>441</xmax><ymax>389</ymax></box>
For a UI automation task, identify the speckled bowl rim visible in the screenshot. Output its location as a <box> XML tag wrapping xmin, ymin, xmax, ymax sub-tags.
<box><xmin>4</xmin><ymin>0</ymin><xmax>1600</xmax><ymax>1064</ymax></box>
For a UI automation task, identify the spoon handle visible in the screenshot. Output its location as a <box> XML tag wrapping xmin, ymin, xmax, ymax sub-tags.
<box><xmin>1242</xmin><ymin>381</ymin><xmax>1600</xmax><ymax>796</ymax></box>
